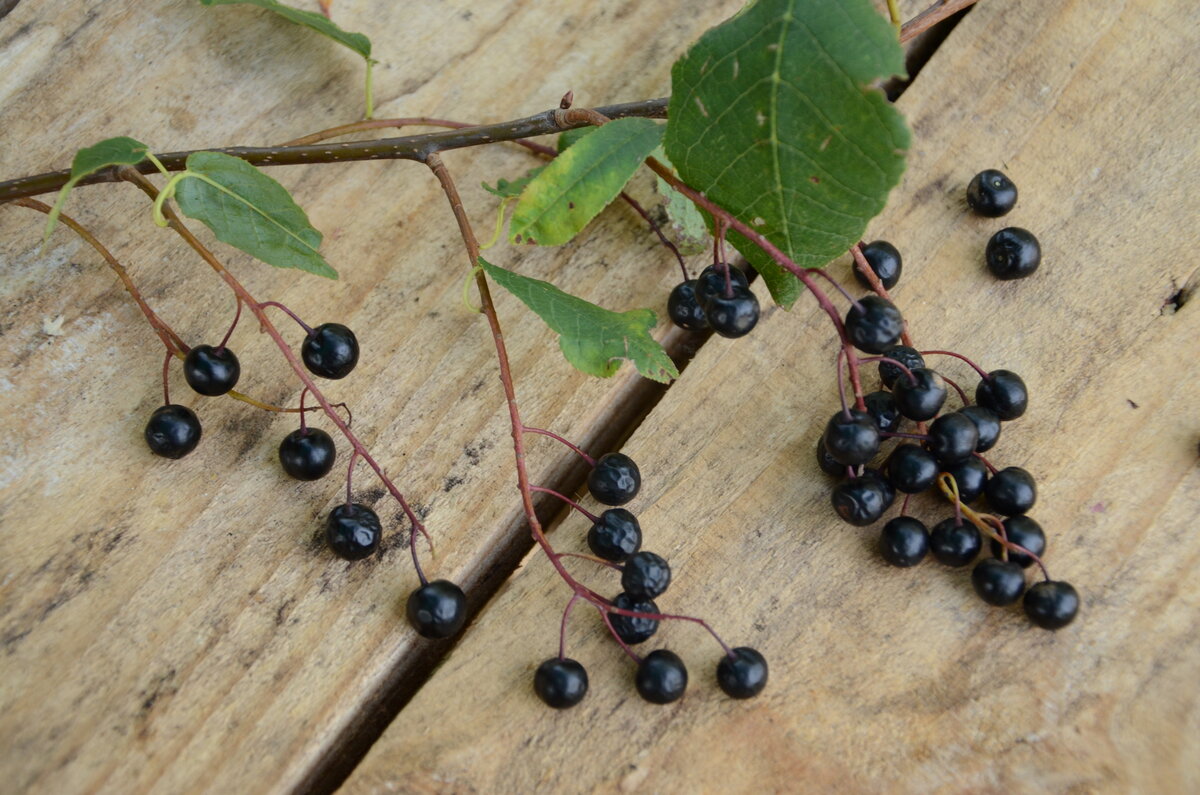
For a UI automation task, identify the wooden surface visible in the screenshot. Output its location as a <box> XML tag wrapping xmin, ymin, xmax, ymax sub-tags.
<box><xmin>1</xmin><ymin>0</ymin><xmax>1197</xmax><ymax>793</ymax></box>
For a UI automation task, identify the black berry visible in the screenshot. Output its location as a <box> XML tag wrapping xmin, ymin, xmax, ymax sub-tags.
<box><xmin>863</xmin><ymin>390</ymin><xmax>902</xmax><ymax>434</ymax></box>
<box><xmin>966</xmin><ymin>169</ymin><xmax>1018</xmax><ymax>217</ymax></box>
<box><xmin>960</xmin><ymin>405</ymin><xmax>1002</xmax><ymax>452</ymax></box>
<box><xmin>716</xmin><ymin>647</ymin><xmax>768</xmax><ymax>699</ymax></box>
<box><xmin>534</xmin><ymin>657</ymin><xmax>588</xmax><ymax>708</ymax></box>
<box><xmin>667</xmin><ymin>280</ymin><xmax>709</xmax><ymax>331</ymax></box>
<box><xmin>183</xmin><ymin>344</ymin><xmax>240</xmax><ymax>396</ymax></box>
<box><xmin>886</xmin><ymin>444</ymin><xmax>939</xmax><ymax>494</ymax></box>
<box><xmin>930</xmin><ymin>518</ymin><xmax>982</xmax><ymax>567</ymax></box>
<box><xmin>696</xmin><ymin>264</ymin><xmax>749</xmax><ymax>305</ymax></box>
<box><xmin>945</xmin><ymin>456</ymin><xmax>989</xmax><ymax>504</ymax></box>
<box><xmin>302</xmin><ymin>323</ymin><xmax>360</xmax><ymax>379</ymax></box>
<box><xmin>587</xmin><ymin>452</ymin><xmax>641</xmax><ymax>506</ymax></box>
<box><xmin>621</xmin><ymin>551</ymin><xmax>671</xmax><ymax>599</ymax></box>
<box><xmin>891</xmin><ymin>367</ymin><xmax>947</xmax><ymax>421</ymax></box>
<box><xmin>278</xmin><ymin>428</ymin><xmax>337</xmax><ymax>481</ymax></box>
<box><xmin>831</xmin><ymin>475</ymin><xmax>888</xmax><ymax>526</ymax></box>
<box><xmin>635</xmin><ymin>649</ymin><xmax>688</xmax><ymax>704</ymax></box>
<box><xmin>879</xmin><ymin>516</ymin><xmax>929</xmax><ymax>567</ymax></box>
<box><xmin>927</xmin><ymin>411</ymin><xmax>980</xmax><ymax>466</ymax></box>
<box><xmin>971</xmin><ymin>558</ymin><xmax>1026</xmax><ymax>606</ymax></box>
<box><xmin>705</xmin><ymin>286</ymin><xmax>760</xmax><ymax>338</ymax></box>
<box><xmin>844</xmin><ymin>296</ymin><xmax>904</xmax><ymax>354</ymax></box>
<box><xmin>587</xmin><ymin>508</ymin><xmax>642</xmax><ymax>562</ymax></box>
<box><xmin>986</xmin><ymin>466</ymin><xmax>1037</xmax><ymax>515</ymax></box>
<box><xmin>816</xmin><ymin>439</ymin><xmax>846</xmax><ymax>477</ymax></box>
<box><xmin>854</xmin><ymin>240</ymin><xmax>903</xmax><ymax>289</ymax></box>
<box><xmin>1023</xmin><ymin>581</ymin><xmax>1079</xmax><ymax>629</ymax></box>
<box><xmin>991</xmin><ymin>515</ymin><xmax>1046</xmax><ymax>568</ymax></box>
<box><xmin>609</xmin><ymin>592</ymin><xmax>659</xmax><ymax>645</ymax></box>
<box><xmin>144</xmin><ymin>404</ymin><xmax>202</xmax><ymax>459</ymax></box>
<box><xmin>822</xmin><ymin>409</ymin><xmax>880</xmax><ymax>466</ymax></box>
<box><xmin>986</xmin><ymin>227</ymin><xmax>1041</xmax><ymax>280</ymax></box>
<box><xmin>406</xmin><ymin>579</ymin><xmax>468</xmax><ymax>639</ymax></box>
<box><xmin>861</xmin><ymin>467</ymin><xmax>897</xmax><ymax>511</ymax></box>
<box><xmin>325</xmin><ymin>502</ymin><xmax>381</xmax><ymax>560</ymax></box>
<box><xmin>878</xmin><ymin>345</ymin><xmax>925</xmax><ymax>389</ymax></box>
<box><xmin>976</xmin><ymin>370</ymin><xmax>1028</xmax><ymax>421</ymax></box>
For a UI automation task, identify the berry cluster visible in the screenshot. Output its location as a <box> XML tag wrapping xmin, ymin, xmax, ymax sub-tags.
<box><xmin>668</xmin><ymin>263</ymin><xmax>761</xmax><ymax>338</ymax></box>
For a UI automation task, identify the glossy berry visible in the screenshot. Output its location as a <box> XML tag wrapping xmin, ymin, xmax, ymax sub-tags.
<box><xmin>144</xmin><ymin>404</ymin><xmax>202</xmax><ymax>459</ymax></box>
<box><xmin>861</xmin><ymin>467</ymin><xmax>896</xmax><ymax>511</ymax></box>
<box><xmin>325</xmin><ymin>502</ymin><xmax>381</xmax><ymax>560</ymax></box>
<box><xmin>878</xmin><ymin>345</ymin><xmax>925</xmax><ymax>389</ymax></box>
<box><xmin>705</xmin><ymin>286</ymin><xmax>760</xmax><ymax>338</ymax></box>
<box><xmin>831</xmin><ymin>476</ymin><xmax>888</xmax><ymax>527</ymax></box>
<box><xmin>278</xmin><ymin>428</ymin><xmax>336</xmax><ymax>481</ymax></box>
<box><xmin>879</xmin><ymin>517</ymin><xmax>929</xmax><ymax>567</ymax></box>
<box><xmin>966</xmin><ymin>169</ymin><xmax>1018</xmax><ymax>217</ymax></box>
<box><xmin>302</xmin><ymin>323</ymin><xmax>360</xmax><ymax>379</ymax></box>
<box><xmin>971</xmin><ymin>558</ymin><xmax>1026</xmax><ymax>606</ymax></box>
<box><xmin>1023</xmin><ymin>580</ymin><xmax>1080</xmax><ymax>630</ymax></box>
<box><xmin>930</xmin><ymin>518</ymin><xmax>982</xmax><ymax>567</ymax></box>
<box><xmin>716</xmin><ymin>647</ymin><xmax>768</xmax><ymax>699</ymax></box>
<box><xmin>845</xmin><ymin>296</ymin><xmax>904</xmax><ymax>354</ymax></box>
<box><xmin>945</xmin><ymin>456</ymin><xmax>989</xmax><ymax>504</ymax></box>
<box><xmin>183</xmin><ymin>344</ymin><xmax>240</xmax><ymax>396</ymax></box>
<box><xmin>960</xmin><ymin>405</ymin><xmax>1002</xmax><ymax>452</ymax></box>
<box><xmin>854</xmin><ymin>240</ymin><xmax>903</xmax><ymax>289</ymax></box>
<box><xmin>886</xmin><ymin>444</ymin><xmax>940</xmax><ymax>494</ymax></box>
<box><xmin>986</xmin><ymin>227</ymin><xmax>1041</xmax><ymax>280</ymax></box>
<box><xmin>667</xmin><ymin>281</ymin><xmax>709</xmax><ymax>331</ymax></box>
<box><xmin>976</xmin><ymin>370</ymin><xmax>1028</xmax><ymax>421</ymax></box>
<box><xmin>635</xmin><ymin>649</ymin><xmax>688</xmax><ymax>704</ymax></box>
<box><xmin>587</xmin><ymin>508</ymin><xmax>642</xmax><ymax>562</ymax></box>
<box><xmin>863</xmin><ymin>390</ymin><xmax>902</xmax><ymax>434</ymax></box>
<box><xmin>986</xmin><ymin>466</ymin><xmax>1037</xmax><ymax>515</ymax></box>
<box><xmin>823</xmin><ymin>409</ymin><xmax>880</xmax><ymax>466</ymax></box>
<box><xmin>609</xmin><ymin>592</ymin><xmax>659</xmax><ymax>645</ymax></box>
<box><xmin>891</xmin><ymin>367</ymin><xmax>947</xmax><ymax>421</ymax></box>
<box><xmin>534</xmin><ymin>657</ymin><xmax>588</xmax><ymax>708</ymax></box>
<box><xmin>991</xmin><ymin>515</ymin><xmax>1046</xmax><ymax>568</ymax></box>
<box><xmin>927</xmin><ymin>411</ymin><xmax>980</xmax><ymax>466</ymax></box>
<box><xmin>587</xmin><ymin>452</ymin><xmax>641</xmax><ymax>506</ymax></box>
<box><xmin>696</xmin><ymin>263</ymin><xmax>749</xmax><ymax>305</ymax></box>
<box><xmin>816</xmin><ymin>439</ymin><xmax>845</xmax><ymax>477</ymax></box>
<box><xmin>406</xmin><ymin>579</ymin><xmax>468</xmax><ymax>639</ymax></box>
<box><xmin>621</xmin><ymin>551</ymin><xmax>671</xmax><ymax>599</ymax></box>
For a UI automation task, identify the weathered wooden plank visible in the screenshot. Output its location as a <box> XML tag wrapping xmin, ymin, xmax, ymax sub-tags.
<box><xmin>340</xmin><ymin>0</ymin><xmax>1200</xmax><ymax>791</ymax></box>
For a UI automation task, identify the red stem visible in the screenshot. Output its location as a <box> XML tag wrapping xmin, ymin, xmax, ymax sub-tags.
<box><xmin>530</xmin><ymin>485</ymin><xmax>599</xmax><ymax>523</ymax></box>
<box><xmin>522</xmin><ymin>426</ymin><xmax>596</xmax><ymax>466</ymax></box>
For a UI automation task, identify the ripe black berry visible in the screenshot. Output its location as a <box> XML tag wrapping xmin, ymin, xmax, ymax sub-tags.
<box><xmin>879</xmin><ymin>516</ymin><xmax>929</xmax><ymax>567</ymax></box>
<box><xmin>621</xmin><ymin>551</ymin><xmax>671</xmax><ymax>599</ymax></box>
<box><xmin>816</xmin><ymin>439</ymin><xmax>846</xmax><ymax>477</ymax></box>
<box><xmin>831</xmin><ymin>475</ymin><xmax>888</xmax><ymax>527</ymax></box>
<box><xmin>971</xmin><ymin>558</ymin><xmax>1026</xmax><ymax>606</ymax></box>
<box><xmin>854</xmin><ymin>240</ymin><xmax>903</xmax><ymax>289</ymax></box>
<box><xmin>927</xmin><ymin>411</ymin><xmax>980</xmax><ymax>466</ymax></box>
<box><xmin>863</xmin><ymin>390</ymin><xmax>902</xmax><ymax>434</ymax></box>
<box><xmin>635</xmin><ymin>649</ymin><xmax>688</xmax><ymax>704</ymax></box>
<box><xmin>302</xmin><ymin>323</ymin><xmax>360</xmax><ymax>379</ymax></box>
<box><xmin>667</xmin><ymin>281</ymin><xmax>709</xmax><ymax>331</ymax></box>
<box><xmin>183</xmin><ymin>344</ymin><xmax>240</xmax><ymax>396</ymax></box>
<box><xmin>986</xmin><ymin>227</ymin><xmax>1041</xmax><ymax>280</ymax></box>
<box><xmin>930</xmin><ymin>518</ymin><xmax>982</xmax><ymax>567</ymax></box>
<box><xmin>986</xmin><ymin>466</ymin><xmax>1037</xmax><ymax>515</ymax></box>
<box><xmin>406</xmin><ymin>579</ymin><xmax>468</xmax><ymax>639</ymax></box>
<box><xmin>891</xmin><ymin>367</ymin><xmax>947</xmax><ymax>421</ymax></box>
<box><xmin>144</xmin><ymin>404</ymin><xmax>202</xmax><ymax>459</ymax></box>
<box><xmin>844</xmin><ymin>296</ymin><xmax>904</xmax><ymax>354</ymax></box>
<box><xmin>945</xmin><ymin>456</ymin><xmax>988</xmax><ymax>504</ymax></box>
<box><xmin>886</xmin><ymin>444</ymin><xmax>939</xmax><ymax>494</ymax></box>
<box><xmin>990</xmin><ymin>515</ymin><xmax>1046</xmax><ymax>568</ymax></box>
<box><xmin>278</xmin><ymin>428</ymin><xmax>336</xmax><ymax>481</ymax></box>
<box><xmin>534</xmin><ymin>657</ymin><xmax>588</xmax><ymax>708</ymax></box>
<box><xmin>1023</xmin><ymin>581</ymin><xmax>1079</xmax><ymax>629</ymax></box>
<box><xmin>716</xmin><ymin>647</ymin><xmax>768</xmax><ymax>699</ymax></box>
<box><xmin>960</xmin><ymin>405</ymin><xmax>1002</xmax><ymax>452</ymax></box>
<box><xmin>696</xmin><ymin>263</ymin><xmax>749</xmax><ymax>305</ymax></box>
<box><xmin>705</xmin><ymin>286</ymin><xmax>760</xmax><ymax>338</ymax></box>
<box><xmin>325</xmin><ymin>502</ymin><xmax>381</xmax><ymax>560</ymax></box>
<box><xmin>587</xmin><ymin>452</ymin><xmax>641</xmax><ymax>506</ymax></box>
<box><xmin>822</xmin><ymin>409</ymin><xmax>880</xmax><ymax>466</ymax></box>
<box><xmin>609</xmin><ymin>592</ymin><xmax>659</xmax><ymax>645</ymax></box>
<box><xmin>878</xmin><ymin>345</ymin><xmax>925</xmax><ymax>389</ymax></box>
<box><xmin>966</xmin><ymin>169</ymin><xmax>1018</xmax><ymax>217</ymax></box>
<box><xmin>861</xmin><ymin>467</ymin><xmax>896</xmax><ymax>511</ymax></box>
<box><xmin>587</xmin><ymin>508</ymin><xmax>642</xmax><ymax>562</ymax></box>
<box><xmin>976</xmin><ymin>370</ymin><xmax>1028</xmax><ymax>421</ymax></box>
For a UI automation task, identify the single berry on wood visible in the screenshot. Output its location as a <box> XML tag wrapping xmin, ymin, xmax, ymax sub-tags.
<box><xmin>886</xmin><ymin>444</ymin><xmax>940</xmax><ymax>494</ymax></box>
<box><xmin>635</xmin><ymin>649</ymin><xmax>688</xmax><ymax>704</ymax></box>
<box><xmin>976</xmin><ymin>370</ymin><xmax>1028</xmax><ymax>420</ymax></box>
<box><xmin>144</xmin><ymin>404</ymin><xmax>202</xmax><ymax>459</ymax></box>
<box><xmin>587</xmin><ymin>508</ymin><xmax>642</xmax><ymax>562</ymax></box>
<box><xmin>278</xmin><ymin>428</ymin><xmax>337</xmax><ymax>481</ymax></box>
<box><xmin>991</xmin><ymin>515</ymin><xmax>1046</xmax><ymax>568</ymax></box>
<box><xmin>183</xmin><ymin>344</ymin><xmax>240</xmax><ymax>396</ymax></box>
<box><xmin>878</xmin><ymin>345</ymin><xmax>925</xmax><ymax>389</ymax></box>
<box><xmin>986</xmin><ymin>466</ymin><xmax>1037</xmax><ymax>515</ymax></box>
<box><xmin>960</xmin><ymin>405</ymin><xmax>1002</xmax><ymax>452</ymax></box>
<box><xmin>622</xmin><ymin>551</ymin><xmax>672</xmax><ymax>599</ymax></box>
<box><xmin>892</xmin><ymin>367</ymin><xmax>947</xmax><ymax>421</ymax></box>
<box><xmin>406</xmin><ymin>579</ymin><xmax>467</xmax><ymax>639</ymax></box>
<box><xmin>667</xmin><ymin>281</ymin><xmax>709</xmax><ymax>331</ymax></box>
<box><xmin>823</xmin><ymin>409</ymin><xmax>881</xmax><ymax>466</ymax></box>
<box><xmin>945</xmin><ymin>456</ymin><xmax>989</xmax><ymax>504</ymax></box>
<box><xmin>864</xmin><ymin>390</ymin><xmax>902</xmax><ymax>434</ymax></box>
<box><xmin>971</xmin><ymin>558</ymin><xmax>1027</xmax><ymax>606</ymax></box>
<box><xmin>716</xmin><ymin>647</ymin><xmax>768</xmax><ymax>699</ymax></box>
<box><xmin>705</xmin><ymin>286</ymin><xmax>760</xmax><ymax>338</ymax></box>
<box><xmin>854</xmin><ymin>240</ymin><xmax>903</xmax><ymax>290</ymax></box>
<box><xmin>966</xmin><ymin>169</ymin><xmax>1018</xmax><ymax>217</ymax></box>
<box><xmin>845</xmin><ymin>296</ymin><xmax>905</xmax><ymax>354</ymax></box>
<box><xmin>302</xmin><ymin>323</ymin><xmax>360</xmax><ymax>379</ymax></box>
<box><xmin>930</xmin><ymin>518</ymin><xmax>982</xmax><ymax>567</ymax></box>
<box><xmin>816</xmin><ymin>439</ymin><xmax>846</xmax><ymax>477</ymax></box>
<box><xmin>534</xmin><ymin>658</ymin><xmax>588</xmax><ymax>708</ymax></box>
<box><xmin>1023</xmin><ymin>581</ymin><xmax>1079</xmax><ymax>629</ymax></box>
<box><xmin>609</xmin><ymin>592</ymin><xmax>660</xmax><ymax>645</ymax></box>
<box><xmin>879</xmin><ymin>516</ymin><xmax>929</xmax><ymax>567</ymax></box>
<box><xmin>325</xmin><ymin>502</ymin><xmax>382</xmax><ymax>560</ymax></box>
<box><xmin>587</xmin><ymin>452</ymin><xmax>641</xmax><ymax>505</ymax></box>
<box><xmin>986</xmin><ymin>227</ymin><xmax>1041</xmax><ymax>280</ymax></box>
<box><xmin>927</xmin><ymin>411</ymin><xmax>980</xmax><ymax>466</ymax></box>
<box><xmin>831</xmin><ymin>475</ymin><xmax>889</xmax><ymax>527</ymax></box>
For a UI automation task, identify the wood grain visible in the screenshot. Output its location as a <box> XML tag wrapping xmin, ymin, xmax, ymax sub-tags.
<box><xmin>340</xmin><ymin>0</ymin><xmax>1200</xmax><ymax>792</ymax></box>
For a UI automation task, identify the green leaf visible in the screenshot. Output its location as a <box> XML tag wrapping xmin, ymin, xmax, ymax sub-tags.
<box><xmin>479</xmin><ymin>257</ymin><xmax>678</xmax><ymax>383</ymax></box>
<box><xmin>509</xmin><ymin>118</ymin><xmax>664</xmax><ymax>246</ymax></box>
<box><xmin>663</xmin><ymin>0</ymin><xmax>910</xmax><ymax>307</ymax></box>
<box><xmin>44</xmin><ymin>137</ymin><xmax>149</xmax><ymax>242</ymax></box>
<box><xmin>556</xmin><ymin>127</ymin><xmax>595</xmax><ymax>152</ymax></box>
<box><xmin>652</xmin><ymin>148</ymin><xmax>711</xmax><ymax>255</ymax></box>
<box><xmin>175</xmin><ymin>151</ymin><xmax>337</xmax><ymax>279</ymax></box>
<box><xmin>199</xmin><ymin>0</ymin><xmax>371</xmax><ymax>57</ymax></box>
<box><xmin>481</xmin><ymin>166</ymin><xmax>546</xmax><ymax>198</ymax></box>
